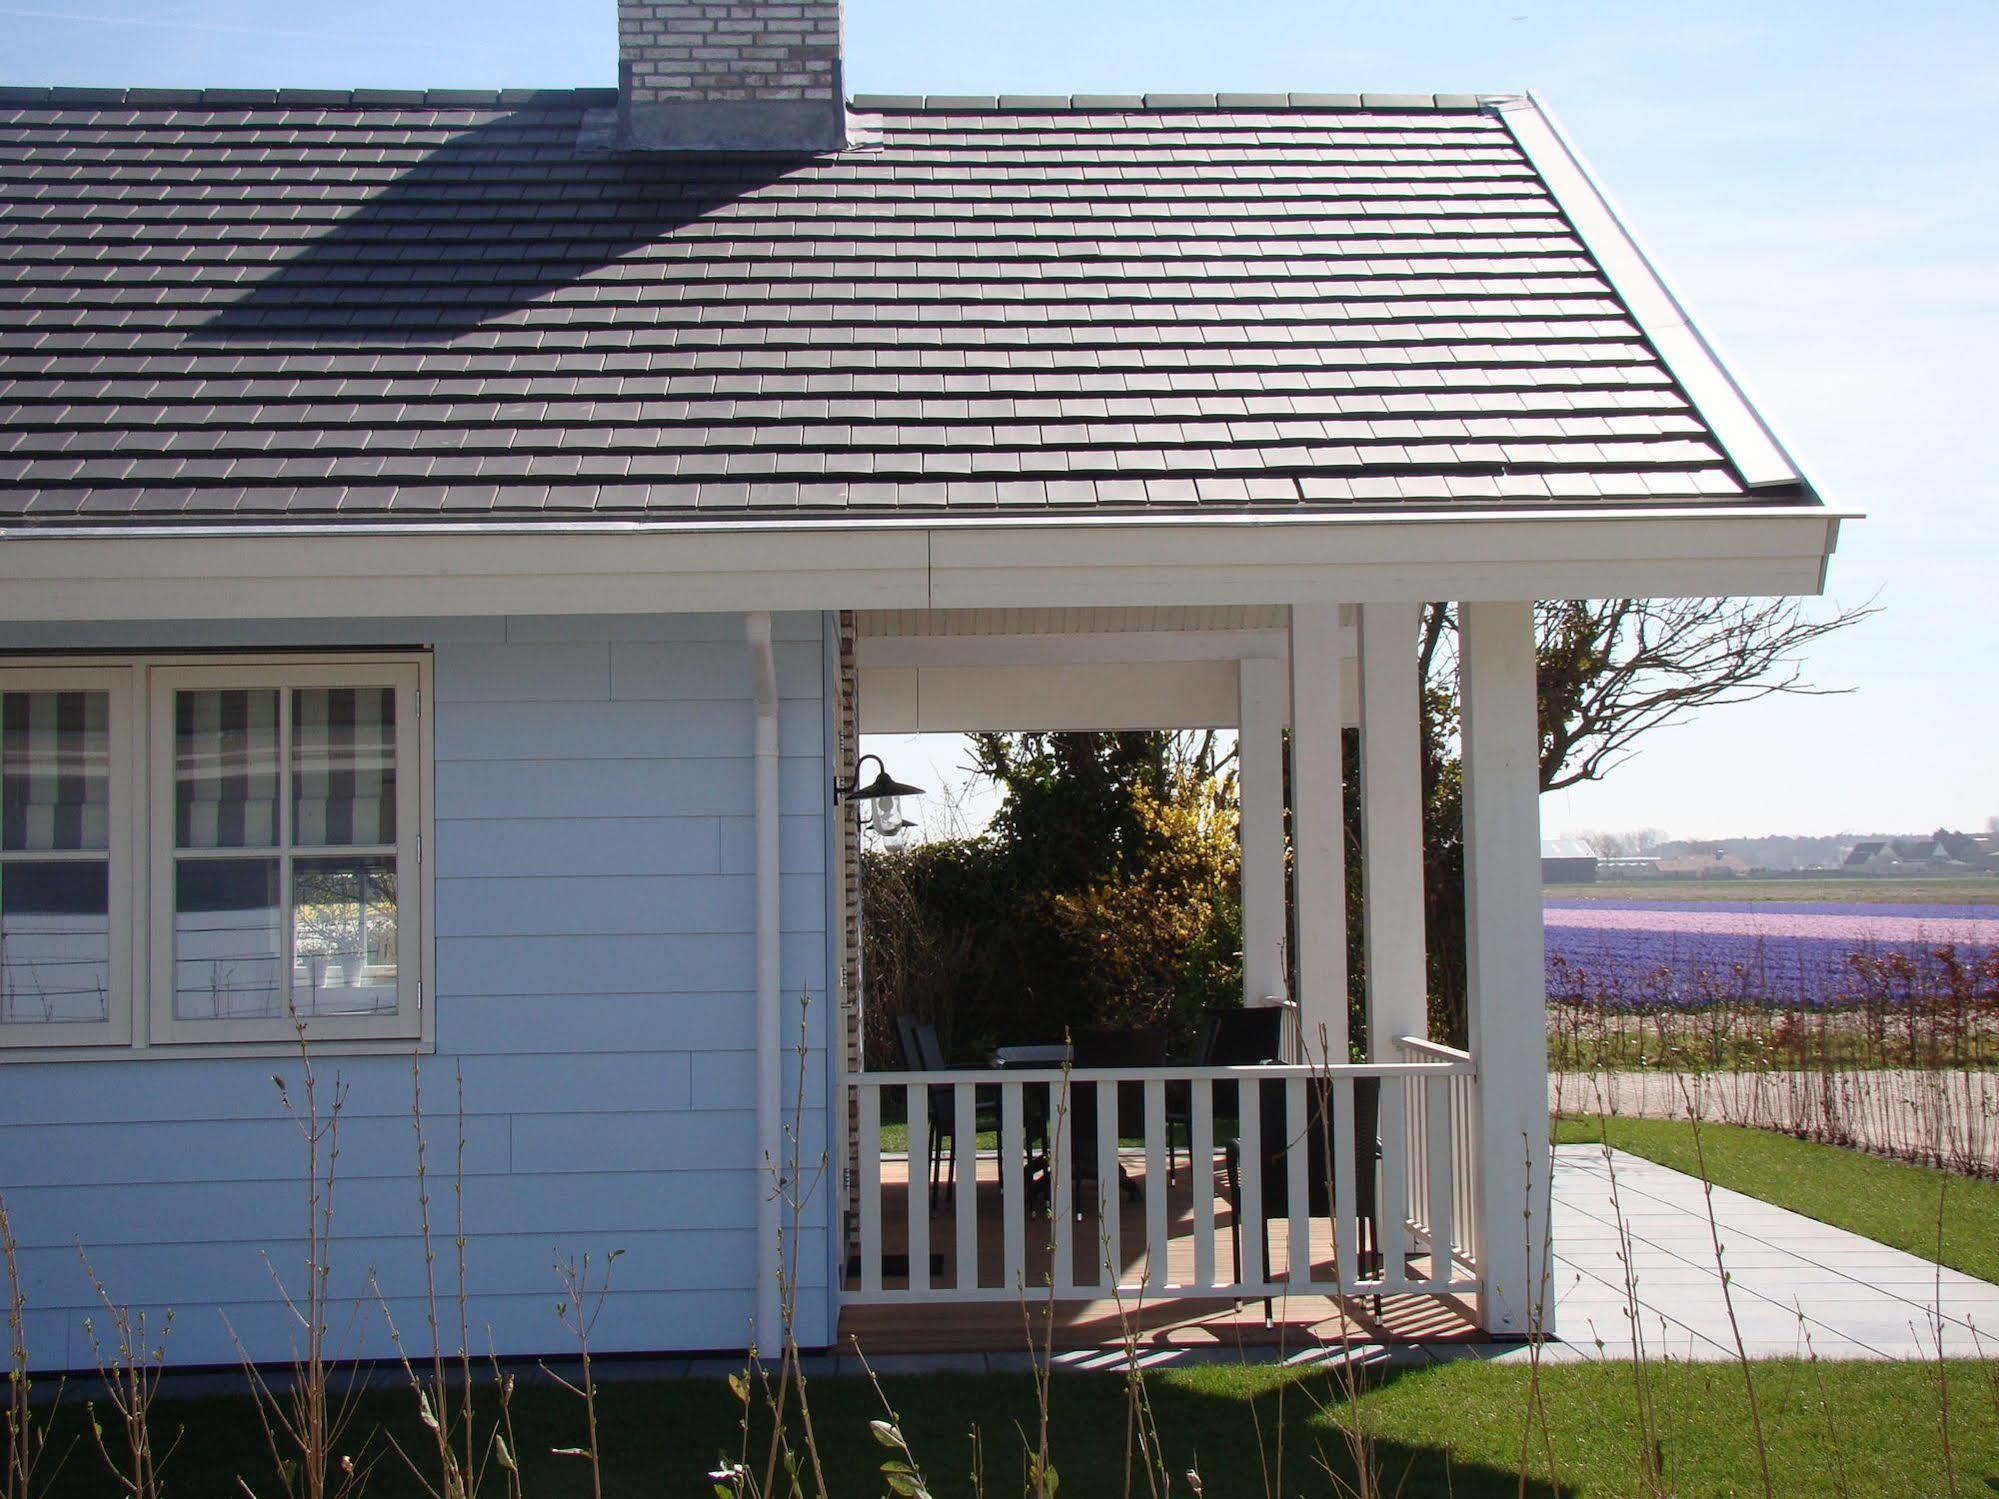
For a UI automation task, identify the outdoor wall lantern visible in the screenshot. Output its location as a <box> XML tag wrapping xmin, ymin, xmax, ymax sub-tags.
<box><xmin>834</xmin><ymin>753</ymin><xmax>924</xmax><ymax>806</ymax></box>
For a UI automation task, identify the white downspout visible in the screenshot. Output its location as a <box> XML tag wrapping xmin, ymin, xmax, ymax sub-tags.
<box><xmin>746</xmin><ymin>611</ymin><xmax>783</xmax><ymax>1352</ymax></box>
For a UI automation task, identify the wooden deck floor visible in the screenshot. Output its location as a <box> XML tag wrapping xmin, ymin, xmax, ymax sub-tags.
<box><xmin>840</xmin><ymin>1151</ymin><xmax>1480</xmax><ymax>1355</ymax></box>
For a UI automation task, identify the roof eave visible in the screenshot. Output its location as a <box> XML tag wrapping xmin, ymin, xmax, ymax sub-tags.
<box><xmin>0</xmin><ymin>504</ymin><xmax>1848</xmax><ymax>626</ymax></box>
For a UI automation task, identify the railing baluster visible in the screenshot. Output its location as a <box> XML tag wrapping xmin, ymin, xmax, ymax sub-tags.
<box><xmin>1463</xmin><ymin>1071</ymin><xmax>1479</xmax><ymax>1271</ymax></box>
<box><xmin>1191</xmin><ymin>1077</ymin><xmax>1215</xmax><ymax>1292</ymax></box>
<box><xmin>1238</xmin><ymin>1077</ymin><xmax>1263</xmax><ymax>1291</ymax></box>
<box><xmin>1404</xmin><ymin>1056</ymin><xmax>1425</xmax><ymax>1243</ymax></box>
<box><xmin>1427</xmin><ymin>1070</ymin><xmax>1454</xmax><ymax>1286</ymax></box>
<box><xmin>954</xmin><ymin>1082</ymin><xmax>978</xmax><ymax>1291</ymax></box>
<box><xmin>1002</xmin><ymin>1080</ymin><xmax>1025</xmax><ymax>1294</ymax></box>
<box><xmin>1143</xmin><ymin>1078</ymin><xmax>1167</xmax><ymax>1292</ymax></box>
<box><xmin>1052</xmin><ymin>1078</ymin><xmax>1074</xmax><ymax>1296</ymax></box>
<box><xmin>1285</xmin><ymin>1075</ymin><xmax>1309</xmax><ymax>1290</ymax></box>
<box><xmin>1376</xmin><ymin>1075</ymin><xmax>1409</xmax><ymax>1293</ymax></box>
<box><xmin>906</xmin><ymin>1081</ymin><xmax>929</xmax><ymax>1295</ymax></box>
<box><xmin>858</xmin><ymin>1083</ymin><xmax>881</xmax><ymax>1295</ymax></box>
<box><xmin>1096</xmin><ymin>1078</ymin><xmax>1120</xmax><ymax>1289</ymax></box>
<box><xmin>1331</xmin><ymin>1076</ymin><xmax>1358</xmax><ymax>1292</ymax></box>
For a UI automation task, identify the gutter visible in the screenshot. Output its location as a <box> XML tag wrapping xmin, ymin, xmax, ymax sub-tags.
<box><xmin>746</xmin><ymin>611</ymin><xmax>784</xmax><ymax>1352</ymax></box>
<box><xmin>0</xmin><ymin>502</ymin><xmax>1847</xmax><ymax>544</ymax></box>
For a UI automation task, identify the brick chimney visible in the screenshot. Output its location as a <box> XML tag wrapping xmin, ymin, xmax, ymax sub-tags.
<box><xmin>617</xmin><ymin>0</ymin><xmax>846</xmax><ymax>153</ymax></box>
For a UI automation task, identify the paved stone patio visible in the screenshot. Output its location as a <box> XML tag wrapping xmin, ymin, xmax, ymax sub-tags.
<box><xmin>1547</xmin><ymin>1142</ymin><xmax>1999</xmax><ymax>1363</ymax></box>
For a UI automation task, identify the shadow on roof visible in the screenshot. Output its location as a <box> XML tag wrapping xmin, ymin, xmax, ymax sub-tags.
<box><xmin>193</xmin><ymin>110</ymin><xmax>810</xmax><ymax>344</ymax></box>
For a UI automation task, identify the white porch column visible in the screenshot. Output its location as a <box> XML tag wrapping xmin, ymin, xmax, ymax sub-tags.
<box><xmin>1237</xmin><ymin>654</ymin><xmax>1289</xmax><ymax>1009</ymax></box>
<box><xmin>1458</xmin><ymin>601</ymin><xmax>1550</xmax><ymax>1337</ymax></box>
<box><xmin>1357</xmin><ymin>602</ymin><xmax>1427</xmax><ymax>1059</ymax></box>
<box><xmin>1288</xmin><ymin>602</ymin><xmax>1347</xmax><ymax>1063</ymax></box>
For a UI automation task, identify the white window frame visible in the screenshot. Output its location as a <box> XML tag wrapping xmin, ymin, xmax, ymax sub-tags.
<box><xmin>0</xmin><ymin>664</ymin><xmax>139</xmax><ymax>1048</ymax></box>
<box><xmin>148</xmin><ymin>659</ymin><xmax>425</xmax><ymax>1048</ymax></box>
<box><xmin>0</xmin><ymin>652</ymin><xmax>432</xmax><ymax>1060</ymax></box>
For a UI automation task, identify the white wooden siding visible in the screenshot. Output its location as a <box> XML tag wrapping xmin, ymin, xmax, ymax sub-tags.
<box><xmin>0</xmin><ymin>611</ymin><xmax>832</xmax><ymax>1370</ymax></box>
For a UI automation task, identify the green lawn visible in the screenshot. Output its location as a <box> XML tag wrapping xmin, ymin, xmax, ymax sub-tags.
<box><xmin>1553</xmin><ymin>1114</ymin><xmax>1999</xmax><ymax>1284</ymax></box>
<box><xmin>38</xmin><ymin>1356</ymin><xmax>1998</xmax><ymax>1497</ymax></box>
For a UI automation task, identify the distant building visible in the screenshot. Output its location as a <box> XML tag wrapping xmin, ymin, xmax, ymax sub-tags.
<box><xmin>1841</xmin><ymin>836</ymin><xmax>1980</xmax><ymax>874</ymax></box>
<box><xmin>1601</xmin><ymin>855</ymin><xmax>1664</xmax><ymax>878</ymax></box>
<box><xmin>1541</xmin><ymin>838</ymin><xmax>1600</xmax><ymax>885</ymax></box>
<box><xmin>1656</xmin><ymin>847</ymin><xmax>1749</xmax><ymax>879</ymax></box>
<box><xmin>1934</xmin><ymin>829</ymin><xmax>1999</xmax><ymax>873</ymax></box>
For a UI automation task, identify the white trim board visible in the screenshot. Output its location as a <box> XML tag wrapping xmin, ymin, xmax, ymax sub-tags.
<box><xmin>0</xmin><ymin>507</ymin><xmax>1843</xmax><ymax>625</ymax></box>
<box><xmin>855</xmin><ymin>627</ymin><xmax>1299</xmax><ymax>669</ymax></box>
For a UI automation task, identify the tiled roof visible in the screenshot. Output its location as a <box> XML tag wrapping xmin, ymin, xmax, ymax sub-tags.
<box><xmin>0</xmin><ymin>89</ymin><xmax>1809</xmax><ymax>526</ymax></box>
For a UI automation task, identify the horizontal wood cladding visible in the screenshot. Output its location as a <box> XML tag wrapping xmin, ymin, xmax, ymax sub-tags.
<box><xmin>0</xmin><ymin>611</ymin><xmax>835</xmax><ymax>1369</ymax></box>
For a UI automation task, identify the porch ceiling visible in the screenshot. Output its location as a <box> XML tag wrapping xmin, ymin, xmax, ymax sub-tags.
<box><xmin>856</xmin><ymin>605</ymin><xmax>1336</xmax><ymax>733</ymax></box>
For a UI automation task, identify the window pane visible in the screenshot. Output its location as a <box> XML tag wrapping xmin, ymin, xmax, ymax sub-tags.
<box><xmin>2</xmin><ymin>690</ymin><xmax>110</xmax><ymax>852</ymax></box>
<box><xmin>0</xmin><ymin>861</ymin><xmax>109</xmax><ymax>1025</ymax></box>
<box><xmin>174</xmin><ymin>858</ymin><xmax>281</xmax><ymax>1020</ymax></box>
<box><xmin>293</xmin><ymin>688</ymin><xmax>397</xmax><ymax>847</ymax></box>
<box><xmin>292</xmin><ymin>857</ymin><xmax>397</xmax><ymax>1016</ymax></box>
<box><xmin>176</xmin><ymin>689</ymin><xmax>280</xmax><ymax>850</ymax></box>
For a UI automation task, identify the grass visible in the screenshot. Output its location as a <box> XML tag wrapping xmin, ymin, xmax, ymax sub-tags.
<box><xmin>31</xmin><ymin>1356</ymin><xmax>1998</xmax><ymax>1497</ymax></box>
<box><xmin>1553</xmin><ymin>1114</ymin><xmax>1999</xmax><ymax>1283</ymax></box>
<box><xmin>1549</xmin><ymin>876</ymin><xmax>1999</xmax><ymax>905</ymax></box>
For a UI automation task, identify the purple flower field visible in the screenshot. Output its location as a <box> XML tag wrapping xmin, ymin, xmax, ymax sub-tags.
<box><xmin>1543</xmin><ymin>899</ymin><xmax>1999</xmax><ymax>1009</ymax></box>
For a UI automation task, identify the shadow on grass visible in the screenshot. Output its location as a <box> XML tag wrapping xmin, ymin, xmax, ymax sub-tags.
<box><xmin>29</xmin><ymin>1357</ymin><xmax>1555</xmax><ymax>1498</ymax></box>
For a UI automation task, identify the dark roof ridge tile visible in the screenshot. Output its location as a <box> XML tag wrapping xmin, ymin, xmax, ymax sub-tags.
<box><xmin>0</xmin><ymin>84</ymin><xmax>618</xmax><ymax>110</ymax></box>
<box><xmin>0</xmin><ymin>84</ymin><xmax>1498</xmax><ymax>114</ymax></box>
<box><xmin>848</xmin><ymin>91</ymin><xmax>1510</xmax><ymax>112</ymax></box>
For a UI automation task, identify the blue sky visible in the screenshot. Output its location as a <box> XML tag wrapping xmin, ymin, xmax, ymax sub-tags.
<box><xmin>5</xmin><ymin>0</ymin><xmax>1992</xmax><ymax>840</ymax></box>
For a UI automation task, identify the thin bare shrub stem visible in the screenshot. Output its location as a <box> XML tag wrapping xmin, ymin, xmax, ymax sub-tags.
<box><xmin>1300</xmin><ymin>1025</ymin><xmax>1379</xmax><ymax>1499</ymax></box>
<box><xmin>770</xmin><ymin>991</ymin><xmax>834</xmax><ymax>1499</ymax></box>
<box><xmin>374</xmin><ymin>1054</ymin><xmax>520</xmax><ymax>1499</ymax></box>
<box><xmin>543</xmin><ymin>1247</ymin><xmax>618</xmax><ymax>1499</ymax></box>
<box><xmin>1104</xmin><ymin>1228</ymin><xmax>1170</xmax><ymax>1499</ymax></box>
<box><xmin>1796</xmin><ymin>1309</ymin><xmax>1851</xmax><ymax>1499</ymax></box>
<box><xmin>1678</xmin><ymin>1076</ymin><xmax>1772</xmax><ymax>1498</ymax></box>
<box><xmin>1930</xmin><ymin>1174</ymin><xmax>1958</xmax><ymax>1499</ymax></box>
<box><xmin>77</xmin><ymin>1244</ymin><xmax>178</xmax><ymax>1499</ymax></box>
<box><xmin>1514</xmin><ymin>1130</ymin><xmax>1558</xmax><ymax>1499</ymax></box>
<box><xmin>230</xmin><ymin>1014</ymin><xmax>372</xmax><ymax>1499</ymax></box>
<box><xmin>3</xmin><ymin>1191</ymin><xmax>70</xmax><ymax>1499</ymax></box>
<box><xmin>852</xmin><ymin>1343</ymin><xmax>934</xmax><ymax>1499</ymax></box>
<box><xmin>1587</xmin><ymin>1073</ymin><xmax>1666</xmax><ymax>1496</ymax></box>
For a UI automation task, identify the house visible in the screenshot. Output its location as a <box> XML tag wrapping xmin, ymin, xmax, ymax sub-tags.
<box><xmin>0</xmin><ymin>0</ymin><xmax>1842</xmax><ymax>1368</ymax></box>
<box><xmin>1842</xmin><ymin>836</ymin><xmax>1974</xmax><ymax>874</ymax></box>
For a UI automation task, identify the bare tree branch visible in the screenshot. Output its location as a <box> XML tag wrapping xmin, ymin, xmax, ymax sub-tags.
<box><xmin>1421</xmin><ymin>595</ymin><xmax>1876</xmax><ymax>793</ymax></box>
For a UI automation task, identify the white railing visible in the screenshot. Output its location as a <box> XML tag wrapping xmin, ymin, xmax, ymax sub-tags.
<box><xmin>845</xmin><ymin>1047</ymin><xmax>1478</xmax><ymax>1306</ymax></box>
<box><xmin>1392</xmin><ymin>1036</ymin><xmax>1479</xmax><ymax>1284</ymax></box>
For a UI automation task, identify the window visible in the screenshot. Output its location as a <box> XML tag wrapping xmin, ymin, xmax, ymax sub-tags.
<box><xmin>0</xmin><ymin>656</ymin><xmax>426</xmax><ymax>1056</ymax></box>
<box><xmin>0</xmin><ymin>668</ymin><xmax>134</xmax><ymax>1047</ymax></box>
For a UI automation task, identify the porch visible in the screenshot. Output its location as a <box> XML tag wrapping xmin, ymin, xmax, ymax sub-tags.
<box><xmin>831</xmin><ymin>600</ymin><xmax>1549</xmax><ymax>1344</ymax></box>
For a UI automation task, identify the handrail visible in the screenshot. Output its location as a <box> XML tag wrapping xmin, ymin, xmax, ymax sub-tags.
<box><xmin>1394</xmin><ymin>1035</ymin><xmax>1474</xmax><ymax>1065</ymax></box>
<box><xmin>855</xmin><ymin>1058</ymin><xmax>1473</xmax><ymax>1086</ymax></box>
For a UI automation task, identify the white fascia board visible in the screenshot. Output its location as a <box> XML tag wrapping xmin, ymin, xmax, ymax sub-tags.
<box><xmin>1496</xmin><ymin>93</ymin><xmax>1807</xmax><ymax>493</ymax></box>
<box><xmin>0</xmin><ymin>506</ymin><xmax>1841</xmax><ymax>623</ymax></box>
<box><xmin>922</xmin><ymin>507</ymin><xmax>1840</xmax><ymax>609</ymax></box>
